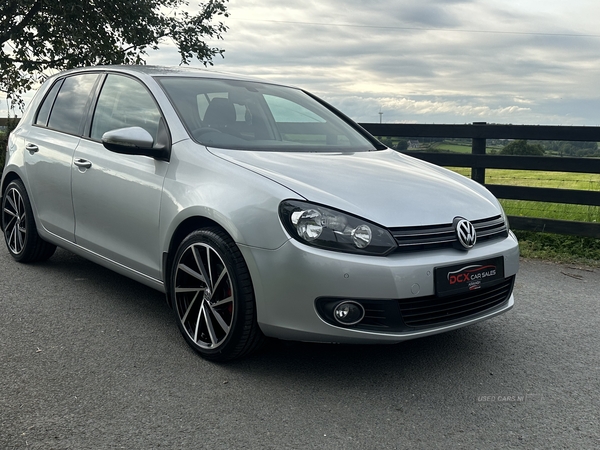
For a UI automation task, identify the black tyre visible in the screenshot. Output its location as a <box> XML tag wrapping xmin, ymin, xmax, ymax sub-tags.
<box><xmin>170</xmin><ymin>228</ymin><xmax>264</xmax><ymax>361</ymax></box>
<box><xmin>2</xmin><ymin>180</ymin><xmax>56</xmax><ymax>263</ymax></box>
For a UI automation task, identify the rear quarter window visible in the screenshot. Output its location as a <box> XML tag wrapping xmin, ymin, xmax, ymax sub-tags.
<box><xmin>35</xmin><ymin>80</ymin><xmax>63</xmax><ymax>127</ymax></box>
<box><xmin>44</xmin><ymin>74</ymin><xmax>99</xmax><ymax>135</ymax></box>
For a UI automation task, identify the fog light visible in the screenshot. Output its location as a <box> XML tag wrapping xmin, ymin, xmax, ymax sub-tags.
<box><xmin>333</xmin><ymin>301</ymin><xmax>365</xmax><ymax>326</ymax></box>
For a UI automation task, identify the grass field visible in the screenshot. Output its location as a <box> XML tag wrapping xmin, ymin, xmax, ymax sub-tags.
<box><xmin>431</xmin><ymin>143</ymin><xmax>473</xmax><ymax>153</ymax></box>
<box><xmin>405</xmin><ymin>141</ymin><xmax>600</xmax><ymax>221</ymax></box>
<box><xmin>446</xmin><ymin>167</ymin><xmax>600</xmax><ymax>222</ymax></box>
<box><xmin>448</xmin><ymin>166</ymin><xmax>600</xmax><ymax>190</ymax></box>
<box><xmin>429</xmin><ymin>142</ymin><xmax>504</xmax><ymax>154</ymax></box>
<box><xmin>444</xmin><ymin>166</ymin><xmax>600</xmax><ymax>264</ymax></box>
<box><xmin>380</xmin><ymin>136</ymin><xmax>600</xmax><ymax>262</ymax></box>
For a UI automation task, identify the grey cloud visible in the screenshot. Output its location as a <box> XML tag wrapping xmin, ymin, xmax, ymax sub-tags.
<box><xmin>392</xmin><ymin>4</ymin><xmax>463</xmax><ymax>28</ymax></box>
<box><xmin>139</xmin><ymin>0</ymin><xmax>600</xmax><ymax>126</ymax></box>
<box><xmin>10</xmin><ymin>0</ymin><xmax>599</xmax><ymax>126</ymax></box>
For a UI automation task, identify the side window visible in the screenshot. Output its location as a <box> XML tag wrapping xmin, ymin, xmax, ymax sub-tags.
<box><xmin>91</xmin><ymin>75</ymin><xmax>162</xmax><ymax>142</ymax></box>
<box><xmin>35</xmin><ymin>80</ymin><xmax>63</xmax><ymax>127</ymax></box>
<box><xmin>47</xmin><ymin>74</ymin><xmax>99</xmax><ymax>135</ymax></box>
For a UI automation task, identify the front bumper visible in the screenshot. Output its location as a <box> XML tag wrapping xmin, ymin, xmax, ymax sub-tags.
<box><xmin>239</xmin><ymin>232</ymin><xmax>519</xmax><ymax>344</ymax></box>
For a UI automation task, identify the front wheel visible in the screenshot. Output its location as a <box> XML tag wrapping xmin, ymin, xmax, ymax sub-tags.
<box><xmin>2</xmin><ymin>180</ymin><xmax>56</xmax><ymax>262</ymax></box>
<box><xmin>170</xmin><ymin>228</ymin><xmax>264</xmax><ymax>361</ymax></box>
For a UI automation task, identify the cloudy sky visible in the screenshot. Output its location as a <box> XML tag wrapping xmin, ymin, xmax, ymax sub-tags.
<box><xmin>146</xmin><ymin>0</ymin><xmax>600</xmax><ymax>125</ymax></box>
<box><xmin>4</xmin><ymin>0</ymin><xmax>600</xmax><ymax>125</ymax></box>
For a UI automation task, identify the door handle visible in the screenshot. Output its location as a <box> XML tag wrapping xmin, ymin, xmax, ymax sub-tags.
<box><xmin>74</xmin><ymin>158</ymin><xmax>92</xmax><ymax>169</ymax></box>
<box><xmin>26</xmin><ymin>143</ymin><xmax>39</xmax><ymax>154</ymax></box>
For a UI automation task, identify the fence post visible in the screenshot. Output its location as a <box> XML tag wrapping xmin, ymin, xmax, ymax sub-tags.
<box><xmin>471</xmin><ymin>122</ymin><xmax>486</xmax><ymax>184</ymax></box>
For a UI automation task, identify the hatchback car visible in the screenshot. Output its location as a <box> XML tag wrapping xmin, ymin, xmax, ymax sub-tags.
<box><xmin>1</xmin><ymin>66</ymin><xmax>519</xmax><ymax>361</ymax></box>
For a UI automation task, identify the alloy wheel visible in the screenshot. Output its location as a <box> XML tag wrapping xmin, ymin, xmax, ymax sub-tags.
<box><xmin>3</xmin><ymin>186</ymin><xmax>27</xmax><ymax>255</ymax></box>
<box><xmin>174</xmin><ymin>242</ymin><xmax>235</xmax><ymax>350</ymax></box>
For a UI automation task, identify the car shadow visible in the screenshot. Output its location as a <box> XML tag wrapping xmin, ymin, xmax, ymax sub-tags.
<box><xmin>18</xmin><ymin>247</ymin><xmax>515</xmax><ymax>388</ymax></box>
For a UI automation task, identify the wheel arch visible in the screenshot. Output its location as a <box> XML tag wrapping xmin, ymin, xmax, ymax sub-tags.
<box><xmin>0</xmin><ymin>171</ymin><xmax>23</xmax><ymax>232</ymax></box>
<box><xmin>1</xmin><ymin>171</ymin><xmax>21</xmax><ymax>195</ymax></box>
<box><xmin>1</xmin><ymin>173</ymin><xmax>57</xmax><ymax>262</ymax></box>
<box><xmin>163</xmin><ymin>215</ymin><xmax>237</xmax><ymax>308</ymax></box>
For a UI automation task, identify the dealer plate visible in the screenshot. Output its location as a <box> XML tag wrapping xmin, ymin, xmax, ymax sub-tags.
<box><xmin>435</xmin><ymin>256</ymin><xmax>505</xmax><ymax>297</ymax></box>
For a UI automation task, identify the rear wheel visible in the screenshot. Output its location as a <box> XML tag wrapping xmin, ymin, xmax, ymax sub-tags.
<box><xmin>170</xmin><ymin>228</ymin><xmax>264</xmax><ymax>361</ymax></box>
<box><xmin>2</xmin><ymin>180</ymin><xmax>56</xmax><ymax>262</ymax></box>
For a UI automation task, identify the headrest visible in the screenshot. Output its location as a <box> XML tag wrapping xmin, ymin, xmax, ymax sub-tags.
<box><xmin>204</xmin><ymin>98</ymin><xmax>236</xmax><ymax>127</ymax></box>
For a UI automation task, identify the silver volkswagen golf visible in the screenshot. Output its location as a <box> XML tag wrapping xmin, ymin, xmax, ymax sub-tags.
<box><xmin>1</xmin><ymin>66</ymin><xmax>519</xmax><ymax>361</ymax></box>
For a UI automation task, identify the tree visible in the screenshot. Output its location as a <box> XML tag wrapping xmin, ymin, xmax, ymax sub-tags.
<box><xmin>0</xmin><ymin>0</ymin><xmax>229</xmax><ymax>108</ymax></box>
<box><xmin>0</xmin><ymin>119</ymin><xmax>17</xmax><ymax>169</ymax></box>
<box><xmin>395</xmin><ymin>139</ymin><xmax>408</xmax><ymax>151</ymax></box>
<box><xmin>379</xmin><ymin>137</ymin><xmax>394</xmax><ymax>148</ymax></box>
<box><xmin>547</xmin><ymin>140</ymin><xmax>599</xmax><ymax>157</ymax></box>
<box><xmin>500</xmin><ymin>140</ymin><xmax>545</xmax><ymax>156</ymax></box>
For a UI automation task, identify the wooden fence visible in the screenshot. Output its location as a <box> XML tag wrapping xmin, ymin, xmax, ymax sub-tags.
<box><xmin>359</xmin><ymin>123</ymin><xmax>600</xmax><ymax>238</ymax></box>
<box><xmin>3</xmin><ymin>117</ymin><xmax>600</xmax><ymax>238</ymax></box>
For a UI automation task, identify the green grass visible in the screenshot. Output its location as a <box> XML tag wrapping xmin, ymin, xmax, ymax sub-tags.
<box><xmin>431</xmin><ymin>143</ymin><xmax>473</xmax><ymax>153</ymax></box>
<box><xmin>515</xmin><ymin>230</ymin><xmax>600</xmax><ymax>266</ymax></box>
<box><xmin>446</xmin><ymin>167</ymin><xmax>600</xmax><ymax>222</ymax></box>
<box><xmin>447</xmin><ymin>166</ymin><xmax>600</xmax><ymax>190</ymax></box>
<box><xmin>502</xmin><ymin>200</ymin><xmax>600</xmax><ymax>222</ymax></box>
<box><xmin>484</xmin><ymin>169</ymin><xmax>600</xmax><ymax>190</ymax></box>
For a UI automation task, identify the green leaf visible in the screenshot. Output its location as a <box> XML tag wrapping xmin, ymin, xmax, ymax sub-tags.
<box><xmin>0</xmin><ymin>0</ymin><xmax>229</xmax><ymax>108</ymax></box>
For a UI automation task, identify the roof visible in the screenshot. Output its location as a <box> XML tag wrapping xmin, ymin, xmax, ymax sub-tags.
<box><xmin>55</xmin><ymin>64</ymin><xmax>270</xmax><ymax>84</ymax></box>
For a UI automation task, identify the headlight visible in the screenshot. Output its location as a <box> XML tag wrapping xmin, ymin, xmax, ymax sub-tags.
<box><xmin>279</xmin><ymin>200</ymin><xmax>397</xmax><ymax>255</ymax></box>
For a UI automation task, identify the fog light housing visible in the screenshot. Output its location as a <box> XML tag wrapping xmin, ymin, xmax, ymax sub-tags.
<box><xmin>333</xmin><ymin>301</ymin><xmax>365</xmax><ymax>326</ymax></box>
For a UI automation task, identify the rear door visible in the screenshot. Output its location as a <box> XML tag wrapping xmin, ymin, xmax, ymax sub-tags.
<box><xmin>23</xmin><ymin>73</ymin><xmax>100</xmax><ymax>241</ymax></box>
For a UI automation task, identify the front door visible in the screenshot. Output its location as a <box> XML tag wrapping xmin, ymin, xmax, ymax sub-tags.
<box><xmin>71</xmin><ymin>74</ymin><xmax>168</xmax><ymax>280</ymax></box>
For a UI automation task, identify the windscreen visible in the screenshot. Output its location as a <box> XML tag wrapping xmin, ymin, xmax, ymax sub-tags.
<box><xmin>157</xmin><ymin>77</ymin><xmax>378</xmax><ymax>152</ymax></box>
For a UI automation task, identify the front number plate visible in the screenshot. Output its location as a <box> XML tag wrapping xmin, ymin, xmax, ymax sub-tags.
<box><xmin>435</xmin><ymin>257</ymin><xmax>505</xmax><ymax>297</ymax></box>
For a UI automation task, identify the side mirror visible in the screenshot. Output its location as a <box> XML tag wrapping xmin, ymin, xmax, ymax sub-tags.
<box><xmin>101</xmin><ymin>127</ymin><xmax>169</xmax><ymax>161</ymax></box>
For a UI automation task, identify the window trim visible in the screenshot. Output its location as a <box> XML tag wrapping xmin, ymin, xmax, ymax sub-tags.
<box><xmin>33</xmin><ymin>73</ymin><xmax>103</xmax><ymax>137</ymax></box>
<box><xmin>87</xmin><ymin>73</ymin><xmax>166</xmax><ymax>142</ymax></box>
<box><xmin>84</xmin><ymin>72</ymin><xmax>172</xmax><ymax>161</ymax></box>
<box><xmin>34</xmin><ymin>78</ymin><xmax>64</xmax><ymax>128</ymax></box>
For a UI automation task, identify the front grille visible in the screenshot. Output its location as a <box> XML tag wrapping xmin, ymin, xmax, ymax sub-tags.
<box><xmin>399</xmin><ymin>276</ymin><xmax>515</xmax><ymax>328</ymax></box>
<box><xmin>361</xmin><ymin>303</ymin><xmax>388</xmax><ymax>328</ymax></box>
<box><xmin>389</xmin><ymin>215</ymin><xmax>507</xmax><ymax>252</ymax></box>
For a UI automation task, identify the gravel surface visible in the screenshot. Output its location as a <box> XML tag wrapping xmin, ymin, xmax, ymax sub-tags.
<box><xmin>1</xmin><ymin>249</ymin><xmax>599</xmax><ymax>449</ymax></box>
